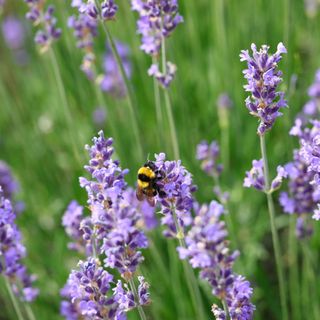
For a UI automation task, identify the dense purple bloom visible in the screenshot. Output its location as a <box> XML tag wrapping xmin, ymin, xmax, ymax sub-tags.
<box><xmin>150</xmin><ymin>153</ymin><xmax>196</xmax><ymax>238</ymax></box>
<box><xmin>25</xmin><ymin>1</ymin><xmax>61</xmax><ymax>51</ymax></box>
<box><xmin>0</xmin><ymin>189</ymin><xmax>38</xmax><ymax>302</ymax></box>
<box><xmin>61</xmin><ymin>258</ymin><xmax>129</xmax><ymax>319</ymax></box>
<box><xmin>240</xmin><ymin>43</ymin><xmax>287</xmax><ymax>135</ymax></box>
<box><xmin>100</xmin><ymin>41</ymin><xmax>132</xmax><ymax>97</ymax></box>
<box><xmin>178</xmin><ymin>201</ymin><xmax>255</xmax><ymax>319</ymax></box>
<box><xmin>196</xmin><ymin>140</ymin><xmax>223</xmax><ymax>177</ymax></box>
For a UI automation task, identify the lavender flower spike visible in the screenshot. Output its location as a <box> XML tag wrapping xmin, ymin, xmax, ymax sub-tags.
<box><xmin>24</xmin><ymin>1</ymin><xmax>61</xmax><ymax>52</ymax></box>
<box><xmin>178</xmin><ymin>201</ymin><xmax>255</xmax><ymax>319</ymax></box>
<box><xmin>240</xmin><ymin>43</ymin><xmax>287</xmax><ymax>135</ymax></box>
<box><xmin>0</xmin><ymin>188</ymin><xmax>38</xmax><ymax>302</ymax></box>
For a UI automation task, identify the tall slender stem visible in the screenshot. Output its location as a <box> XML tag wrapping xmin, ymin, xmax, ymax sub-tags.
<box><xmin>260</xmin><ymin>135</ymin><xmax>288</xmax><ymax>320</ymax></box>
<box><xmin>100</xmin><ymin>22</ymin><xmax>143</xmax><ymax>162</ymax></box>
<box><xmin>222</xmin><ymin>299</ymin><xmax>230</xmax><ymax>320</ymax></box>
<box><xmin>49</xmin><ymin>48</ymin><xmax>82</xmax><ymax>164</ymax></box>
<box><xmin>128</xmin><ymin>278</ymin><xmax>147</xmax><ymax>320</ymax></box>
<box><xmin>25</xmin><ymin>304</ymin><xmax>36</xmax><ymax>320</ymax></box>
<box><xmin>160</xmin><ymin>22</ymin><xmax>180</xmax><ymax>160</ymax></box>
<box><xmin>171</xmin><ymin>206</ymin><xmax>206</xmax><ymax>320</ymax></box>
<box><xmin>288</xmin><ymin>216</ymin><xmax>301</xmax><ymax>320</ymax></box>
<box><xmin>4</xmin><ymin>277</ymin><xmax>24</xmax><ymax>320</ymax></box>
<box><xmin>152</xmin><ymin>56</ymin><xmax>163</xmax><ymax>134</ymax></box>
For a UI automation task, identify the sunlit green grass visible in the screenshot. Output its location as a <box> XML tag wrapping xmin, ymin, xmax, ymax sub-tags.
<box><xmin>1</xmin><ymin>0</ymin><xmax>320</xmax><ymax>319</ymax></box>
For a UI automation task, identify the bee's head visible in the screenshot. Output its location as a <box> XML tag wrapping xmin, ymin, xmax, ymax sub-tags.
<box><xmin>144</xmin><ymin>160</ymin><xmax>156</xmax><ymax>172</ymax></box>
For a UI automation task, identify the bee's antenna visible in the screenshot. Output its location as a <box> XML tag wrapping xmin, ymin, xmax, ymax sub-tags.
<box><xmin>146</xmin><ymin>153</ymin><xmax>150</xmax><ymax>161</ymax></box>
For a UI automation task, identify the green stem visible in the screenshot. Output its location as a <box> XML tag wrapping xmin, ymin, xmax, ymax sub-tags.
<box><xmin>288</xmin><ymin>215</ymin><xmax>301</xmax><ymax>320</ymax></box>
<box><xmin>260</xmin><ymin>135</ymin><xmax>288</xmax><ymax>320</ymax></box>
<box><xmin>152</xmin><ymin>56</ymin><xmax>164</xmax><ymax>138</ymax></box>
<box><xmin>25</xmin><ymin>304</ymin><xmax>36</xmax><ymax>320</ymax></box>
<box><xmin>160</xmin><ymin>20</ymin><xmax>180</xmax><ymax>160</ymax></box>
<box><xmin>128</xmin><ymin>278</ymin><xmax>147</xmax><ymax>320</ymax></box>
<box><xmin>100</xmin><ymin>22</ymin><xmax>143</xmax><ymax>162</ymax></box>
<box><xmin>4</xmin><ymin>277</ymin><xmax>24</xmax><ymax>320</ymax></box>
<box><xmin>222</xmin><ymin>299</ymin><xmax>230</xmax><ymax>320</ymax></box>
<box><xmin>171</xmin><ymin>206</ymin><xmax>206</xmax><ymax>320</ymax></box>
<box><xmin>49</xmin><ymin>48</ymin><xmax>82</xmax><ymax>164</ymax></box>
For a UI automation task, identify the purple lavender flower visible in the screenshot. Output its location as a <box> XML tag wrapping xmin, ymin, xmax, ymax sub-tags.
<box><xmin>217</xmin><ymin>93</ymin><xmax>233</xmax><ymax>110</ymax></box>
<box><xmin>132</xmin><ymin>0</ymin><xmax>183</xmax><ymax>86</ymax></box>
<box><xmin>148</xmin><ymin>61</ymin><xmax>177</xmax><ymax>88</ymax></box>
<box><xmin>196</xmin><ymin>140</ymin><xmax>223</xmax><ymax>177</ymax></box>
<box><xmin>178</xmin><ymin>201</ymin><xmax>255</xmax><ymax>319</ymax></box>
<box><xmin>100</xmin><ymin>41</ymin><xmax>132</xmax><ymax>97</ymax></box>
<box><xmin>0</xmin><ymin>161</ymin><xmax>19</xmax><ymax>201</ymax></box>
<box><xmin>25</xmin><ymin>2</ymin><xmax>61</xmax><ymax>52</ymax></box>
<box><xmin>132</xmin><ymin>0</ymin><xmax>183</xmax><ymax>55</ymax></box>
<box><xmin>62</xmin><ymin>258</ymin><xmax>129</xmax><ymax>319</ymax></box>
<box><xmin>137</xmin><ymin>276</ymin><xmax>150</xmax><ymax>305</ymax></box>
<box><xmin>240</xmin><ymin>43</ymin><xmax>287</xmax><ymax>135</ymax></box>
<box><xmin>101</xmin><ymin>0</ymin><xmax>118</xmax><ymax>20</ymax></box>
<box><xmin>93</xmin><ymin>107</ymin><xmax>107</xmax><ymax>127</ymax></box>
<box><xmin>2</xmin><ymin>17</ymin><xmax>25</xmax><ymax>50</ymax></box>
<box><xmin>68</xmin><ymin>12</ymin><xmax>98</xmax><ymax>79</ymax></box>
<box><xmin>0</xmin><ymin>189</ymin><xmax>38</xmax><ymax>302</ymax></box>
<box><xmin>244</xmin><ymin>159</ymin><xmax>286</xmax><ymax>192</ymax></box>
<box><xmin>150</xmin><ymin>153</ymin><xmax>196</xmax><ymax>238</ymax></box>
<box><xmin>62</xmin><ymin>200</ymin><xmax>93</xmax><ymax>254</ymax></box>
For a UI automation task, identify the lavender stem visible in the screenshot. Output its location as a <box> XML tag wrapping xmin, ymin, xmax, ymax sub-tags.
<box><xmin>128</xmin><ymin>278</ymin><xmax>147</xmax><ymax>320</ymax></box>
<box><xmin>260</xmin><ymin>134</ymin><xmax>288</xmax><ymax>320</ymax></box>
<box><xmin>49</xmin><ymin>48</ymin><xmax>82</xmax><ymax>164</ymax></box>
<box><xmin>24</xmin><ymin>304</ymin><xmax>36</xmax><ymax>320</ymax></box>
<box><xmin>222</xmin><ymin>299</ymin><xmax>230</xmax><ymax>320</ymax></box>
<box><xmin>99</xmin><ymin>21</ymin><xmax>143</xmax><ymax>162</ymax></box>
<box><xmin>160</xmin><ymin>19</ymin><xmax>180</xmax><ymax>160</ymax></box>
<box><xmin>4</xmin><ymin>277</ymin><xmax>24</xmax><ymax>320</ymax></box>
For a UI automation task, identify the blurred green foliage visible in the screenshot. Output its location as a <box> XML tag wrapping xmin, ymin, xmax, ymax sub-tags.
<box><xmin>1</xmin><ymin>0</ymin><xmax>320</xmax><ymax>319</ymax></box>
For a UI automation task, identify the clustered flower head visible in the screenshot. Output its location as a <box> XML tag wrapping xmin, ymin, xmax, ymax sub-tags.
<box><xmin>61</xmin><ymin>131</ymin><xmax>151</xmax><ymax>319</ymax></box>
<box><xmin>25</xmin><ymin>1</ymin><xmax>61</xmax><ymax>52</ymax></box>
<box><xmin>132</xmin><ymin>0</ymin><xmax>183</xmax><ymax>87</ymax></box>
<box><xmin>279</xmin><ymin>151</ymin><xmax>316</xmax><ymax>238</ymax></box>
<box><xmin>79</xmin><ymin>0</ymin><xmax>118</xmax><ymax>21</ymax></box>
<box><xmin>243</xmin><ymin>159</ymin><xmax>287</xmax><ymax>192</ymax></box>
<box><xmin>240</xmin><ymin>43</ymin><xmax>287</xmax><ymax>135</ymax></box>
<box><xmin>150</xmin><ymin>152</ymin><xmax>196</xmax><ymax>238</ymax></box>
<box><xmin>0</xmin><ymin>188</ymin><xmax>38</xmax><ymax>302</ymax></box>
<box><xmin>283</xmin><ymin>72</ymin><xmax>320</xmax><ymax>228</ymax></box>
<box><xmin>61</xmin><ymin>258</ymin><xmax>138</xmax><ymax>319</ymax></box>
<box><xmin>178</xmin><ymin>201</ymin><xmax>255</xmax><ymax>319</ymax></box>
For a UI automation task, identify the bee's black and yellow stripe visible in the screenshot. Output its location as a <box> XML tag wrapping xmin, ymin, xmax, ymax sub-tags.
<box><xmin>137</xmin><ymin>166</ymin><xmax>156</xmax><ymax>189</ymax></box>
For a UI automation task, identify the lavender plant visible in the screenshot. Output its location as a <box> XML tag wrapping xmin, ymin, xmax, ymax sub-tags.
<box><xmin>0</xmin><ymin>188</ymin><xmax>38</xmax><ymax>320</ymax></box>
<box><xmin>178</xmin><ymin>201</ymin><xmax>255</xmax><ymax>319</ymax></box>
<box><xmin>240</xmin><ymin>43</ymin><xmax>288</xmax><ymax>320</ymax></box>
<box><xmin>24</xmin><ymin>0</ymin><xmax>61</xmax><ymax>52</ymax></box>
<box><xmin>132</xmin><ymin>0</ymin><xmax>183</xmax><ymax>159</ymax></box>
<box><xmin>61</xmin><ymin>131</ymin><xmax>150</xmax><ymax>320</ymax></box>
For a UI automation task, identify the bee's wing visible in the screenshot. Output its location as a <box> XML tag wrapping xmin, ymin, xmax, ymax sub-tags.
<box><xmin>136</xmin><ymin>187</ymin><xmax>146</xmax><ymax>201</ymax></box>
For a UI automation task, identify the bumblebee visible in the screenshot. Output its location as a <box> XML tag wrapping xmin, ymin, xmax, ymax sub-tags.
<box><xmin>136</xmin><ymin>160</ymin><xmax>166</xmax><ymax>206</ymax></box>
